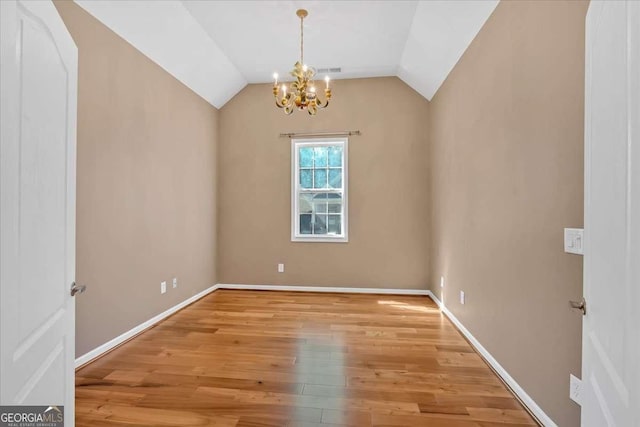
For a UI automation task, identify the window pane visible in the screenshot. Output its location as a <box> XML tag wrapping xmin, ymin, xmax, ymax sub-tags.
<box><xmin>327</xmin><ymin>193</ymin><xmax>342</xmax><ymax>213</ymax></box>
<box><xmin>300</xmin><ymin>214</ymin><xmax>312</xmax><ymax>234</ymax></box>
<box><xmin>329</xmin><ymin>146</ymin><xmax>342</xmax><ymax>167</ymax></box>
<box><xmin>300</xmin><ymin>169</ymin><xmax>312</xmax><ymax>188</ymax></box>
<box><xmin>328</xmin><ymin>215</ymin><xmax>341</xmax><ymax>234</ymax></box>
<box><xmin>329</xmin><ymin>168</ymin><xmax>342</xmax><ymax>188</ymax></box>
<box><xmin>298</xmin><ymin>193</ymin><xmax>314</xmax><ymax>214</ymax></box>
<box><xmin>299</xmin><ymin>147</ymin><xmax>313</xmax><ymax>167</ymax></box>
<box><xmin>312</xmin><ymin>193</ymin><xmax>328</xmax><ymax>214</ymax></box>
<box><xmin>314</xmin><ymin>147</ymin><xmax>328</xmax><ymax>167</ymax></box>
<box><xmin>313</xmin><ymin>214</ymin><xmax>327</xmax><ymax>234</ymax></box>
<box><xmin>313</xmin><ymin>169</ymin><xmax>327</xmax><ymax>188</ymax></box>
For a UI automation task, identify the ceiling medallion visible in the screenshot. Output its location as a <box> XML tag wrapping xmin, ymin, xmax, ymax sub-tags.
<box><xmin>272</xmin><ymin>9</ymin><xmax>331</xmax><ymax>115</ymax></box>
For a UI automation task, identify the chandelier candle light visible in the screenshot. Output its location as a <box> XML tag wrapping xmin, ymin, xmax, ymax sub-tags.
<box><xmin>273</xmin><ymin>9</ymin><xmax>331</xmax><ymax>115</ymax></box>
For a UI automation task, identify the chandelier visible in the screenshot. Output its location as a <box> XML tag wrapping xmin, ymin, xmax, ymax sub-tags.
<box><xmin>272</xmin><ymin>9</ymin><xmax>331</xmax><ymax>115</ymax></box>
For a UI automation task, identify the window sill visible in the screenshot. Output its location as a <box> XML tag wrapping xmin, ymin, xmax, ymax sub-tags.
<box><xmin>292</xmin><ymin>236</ymin><xmax>349</xmax><ymax>243</ymax></box>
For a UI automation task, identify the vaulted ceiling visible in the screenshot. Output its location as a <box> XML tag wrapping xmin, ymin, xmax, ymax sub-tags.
<box><xmin>74</xmin><ymin>0</ymin><xmax>498</xmax><ymax>109</ymax></box>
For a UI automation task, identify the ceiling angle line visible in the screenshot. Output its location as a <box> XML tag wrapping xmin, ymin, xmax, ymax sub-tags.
<box><xmin>279</xmin><ymin>130</ymin><xmax>361</xmax><ymax>138</ymax></box>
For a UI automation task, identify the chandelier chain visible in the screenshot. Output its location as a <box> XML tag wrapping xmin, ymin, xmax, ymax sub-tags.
<box><xmin>300</xmin><ymin>14</ymin><xmax>304</xmax><ymax>64</ymax></box>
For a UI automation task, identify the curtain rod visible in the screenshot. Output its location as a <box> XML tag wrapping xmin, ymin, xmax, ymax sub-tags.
<box><xmin>279</xmin><ymin>130</ymin><xmax>361</xmax><ymax>138</ymax></box>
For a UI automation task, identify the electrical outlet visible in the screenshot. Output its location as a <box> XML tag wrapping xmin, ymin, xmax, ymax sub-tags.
<box><xmin>172</xmin><ymin>277</ymin><xmax>178</xmax><ymax>288</ymax></box>
<box><xmin>160</xmin><ymin>281</ymin><xmax>167</xmax><ymax>294</ymax></box>
<box><xmin>278</xmin><ymin>263</ymin><xmax>285</xmax><ymax>273</ymax></box>
<box><xmin>570</xmin><ymin>374</ymin><xmax>582</xmax><ymax>405</ymax></box>
<box><xmin>460</xmin><ymin>290</ymin><xmax>465</xmax><ymax>305</ymax></box>
<box><xmin>440</xmin><ymin>276</ymin><xmax>445</xmax><ymax>288</ymax></box>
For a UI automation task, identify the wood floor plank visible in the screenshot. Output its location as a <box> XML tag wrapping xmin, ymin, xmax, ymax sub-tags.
<box><xmin>76</xmin><ymin>290</ymin><xmax>538</xmax><ymax>426</ymax></box>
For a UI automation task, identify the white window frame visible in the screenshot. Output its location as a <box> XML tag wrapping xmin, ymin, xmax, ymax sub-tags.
<box><xmin>291</xmin><ymin>137</ymin><xmax>348</xmax><ymax>243</ymax></box>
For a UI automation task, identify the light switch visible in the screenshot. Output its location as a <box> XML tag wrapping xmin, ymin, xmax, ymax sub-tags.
<box><xmin>564</xmin><ymin>228</ymin><xmax>584</xmax><ymax>255</ymax></box>
<box><xmin>570</xmin><ymin>374</ymin><xmax>582</xmax><ymax>405</ymax></box>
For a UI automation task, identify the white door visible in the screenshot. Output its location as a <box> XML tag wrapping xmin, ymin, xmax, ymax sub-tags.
<box><xmin>0</xmin><ymin>0</ymin><xmax>78</xmax><ymax>424</ymax></box>
<box><xmin>582</xmin><ymin>1</ymin><xmax>639</xmax><ymax>426</ymax></box>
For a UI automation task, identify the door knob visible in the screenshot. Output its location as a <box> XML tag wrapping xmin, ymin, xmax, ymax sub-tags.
<box><xmin>70</xmin><ymin>282</ymin><xmax>86</xmax><ymax>297</ymax></box>
<box><xmin>569</xmin><ymin>298</ymin><xmax>586</xmax><ymax>315</ymax></box>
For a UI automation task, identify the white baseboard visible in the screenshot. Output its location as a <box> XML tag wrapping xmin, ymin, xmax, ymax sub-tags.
<box><xmin>74</xmin><ymin>284</ymin><xmax>218</xmax><ymax>368</ymax></box>
<box><xmin>216</xmin><ymin>283</ymin><xmax>431</xmax><ymax>295</ymax></box>
<box><xmin>426</xmin><ymin>290</ymin><xmax>555</xmax><ymax>427</ymax></box>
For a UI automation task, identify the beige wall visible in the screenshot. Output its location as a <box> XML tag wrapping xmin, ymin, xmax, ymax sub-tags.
<box><xmin>55</xmin><ymin>2</ymin><xmax>219</xmax><ymax>357</ymax></box>
<box><xmin>218</xmin><ymin>78</ymin><xmax>430</xmax><ymax>288</ymax></box>
<box><xmin>429</xmin><ymin>1</ymin><xmax>588</xmax><ymax>425</ymax></box>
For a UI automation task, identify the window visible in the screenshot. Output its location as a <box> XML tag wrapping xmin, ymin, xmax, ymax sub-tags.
<box><xmin>292</xmin><ymin>138</ymin><xmax>348</xmax><ymax>242</ymax></box>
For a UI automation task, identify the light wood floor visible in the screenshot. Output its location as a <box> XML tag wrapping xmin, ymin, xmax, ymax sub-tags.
<box><xmin>76</xmin><ymin>290</ymin><xmax>538</xmax><ymax>426</ymax></box>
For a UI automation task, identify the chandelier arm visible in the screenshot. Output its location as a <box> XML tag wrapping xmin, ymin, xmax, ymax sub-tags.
<box><xmin>313</xmin><ymin>94</ymin><xmax>329</xmax><ymax>109</ymax></box>
<box><xmin>274</xmin><ymin>94</ymin><xmax>285</xmax><ymax>108</ymax></box>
